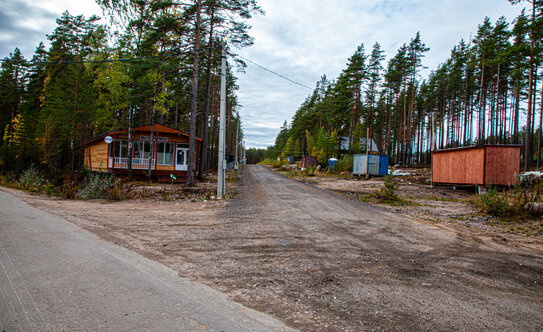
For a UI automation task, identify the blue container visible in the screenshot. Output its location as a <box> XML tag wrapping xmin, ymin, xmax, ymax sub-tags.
<box><xmin>379</xmin><ymin>155</ymin><xmax>389</xmax><ymax>175</ymax></box>
<box><xmin>328</xmin><ymin>158</ymin><xmax>338</xmax><ymax>170</ymax></box>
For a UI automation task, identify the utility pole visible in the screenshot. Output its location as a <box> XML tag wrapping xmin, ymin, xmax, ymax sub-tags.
<box><xmin>127</xmin><ymin>102</ymin><xmax>133</xmax><ymax>176</ymax></box>
<box><xmin>234</xmin><ymin>111</ymin><xmax>239</xmax><ymax>179</ymax></box>
<box><xmin>217</xmin><ymin>40</ymin><xmax>227</xmax><ymax>198</ymax></box>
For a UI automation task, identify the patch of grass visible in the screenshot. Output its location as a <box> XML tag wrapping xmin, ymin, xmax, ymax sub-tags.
<box><xmin>420</xmin><ymin>195</ymin><xmax>460</xmax><ymax>202</ymax></box>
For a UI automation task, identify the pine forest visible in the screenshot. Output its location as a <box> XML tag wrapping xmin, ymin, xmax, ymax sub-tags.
<box><xmin>251</xmin><ymin>1</ymin><xmax>543</xmax><ymax>172</ymax></box>
<box><xmin>0</xmin><ymin>0</ymin><xmax>263</xmax><ymax>184</ymax></box>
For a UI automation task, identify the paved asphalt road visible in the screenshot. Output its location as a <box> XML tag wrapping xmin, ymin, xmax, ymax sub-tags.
<box><xmin>0</xmin><ymin>189</ymin><xmax>294</xmax><ymax>331</ymax></box>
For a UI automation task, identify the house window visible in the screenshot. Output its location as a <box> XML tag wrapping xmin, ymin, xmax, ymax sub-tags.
<box><xmin>157</xmin><ymin>142</ymin><xmax>174</xmax><ymax>166</ymax></box>
<box><xmin>113</xmin><ymin>140</ymin><xmax>129</xmax><ymax>158</ymax></box>
<box><xmin>133</xmin><ymin>141</ymin><xmax>152</xmax><ymax>159</ymax></box>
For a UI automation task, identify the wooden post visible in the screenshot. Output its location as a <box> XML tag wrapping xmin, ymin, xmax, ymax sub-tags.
<box><xmin>366</xmin><ymin>128</ymin><xmax>370</xmax><ymax>179</ymax></box>
<box><xmin>431</xmin><ymin>112</ymin><xmax>435</xmax><ymax>187</ymax></box>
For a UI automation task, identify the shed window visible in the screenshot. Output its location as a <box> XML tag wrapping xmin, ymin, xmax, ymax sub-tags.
<box><xmin>157</xmin><ymin>142</ymin><xmax>174</xmax><ymax>166</ymax></box>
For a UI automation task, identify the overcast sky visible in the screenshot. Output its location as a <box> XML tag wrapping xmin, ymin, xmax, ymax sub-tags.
<box><xmin>0</xmin><ymin>0</ymin><xmax>527</xmax><ymax>148</ymax></box>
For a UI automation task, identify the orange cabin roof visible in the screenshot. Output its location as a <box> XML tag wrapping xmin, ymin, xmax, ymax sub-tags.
<box><xmin>86</xmin><ymin>123</ymin><xmax>202</xmax><ymax>145</ymax></box>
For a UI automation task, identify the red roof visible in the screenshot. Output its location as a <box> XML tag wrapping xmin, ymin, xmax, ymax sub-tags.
<box><xmin>85</xmin><ymin>123</ymin><xmax>202</xmax><ymax>145</ymax></box>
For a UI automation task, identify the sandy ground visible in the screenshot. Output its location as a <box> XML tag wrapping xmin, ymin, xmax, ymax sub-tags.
<box><xmin>3</xmin><ymin>166</ymin><xmax>543</xmax><ymax>331</ymax></box>
<box><xmin>284</xmin><ymin>167</ymin><xmax>543</xmax><ymax>238</ymax></box>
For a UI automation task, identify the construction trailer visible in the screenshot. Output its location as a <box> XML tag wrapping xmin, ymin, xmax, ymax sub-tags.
<box><xmin>431</xmin><ymin>145</ymin><xmax>521</xmax><ymax>186</ymax></box>
<box><xmin>353</xmin><ymin>154</ymin><xmax>389</xmax><ymax>176</ymax></box>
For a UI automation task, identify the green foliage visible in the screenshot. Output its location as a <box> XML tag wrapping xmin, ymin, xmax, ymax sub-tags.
<box><xmin>479</xmin><ymin>186</ymin><xmax>509</xmax><ymax>217</ymax></box>
<box><xmin>273</xmin><ymin>158</ymin><xmax>287</xmax><ymax>168</ymax></box>
<box><xmin>18</xmin><ymin>165</ymin><xmax>45</xmax><ymax>190</ymax></box>
<box><xmin>478</xmin><ymin>175</ymin><xmax>543</xmax><ymax>218</ymax></box>
<box><xmin>257</xmin><ymin>158</ymin><xmax>276</xmax><ymax>165</ymax></box>
<box><xmin>330</xmin><ymin>155</ymin><xmax>353</xmax><ymax>174</ymax></box>
<box><xmin>376</xmin><ymin>175</ymin><xmax>399</xmax><ymax>203</ymax></box>
<box><xmin>301</xmin><ymin>166</ymin><xmax>317</xmax><ymax>177</ymax></box>
<box><xmin>317</xmin><ymin>148</ymin><xmax>327</xmax><ymax>165</ymax></box>
<box><xmin>78</xmin><ymin>172</ymin><xmax>121</xmax><ymax>200</ymax></box>
<box><xmin>60</xmin><ymin>178</ymin><xmax>78</xmax><ymax>199</ymax></box>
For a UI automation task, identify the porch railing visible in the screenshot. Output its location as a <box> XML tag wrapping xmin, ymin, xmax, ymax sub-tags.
<box><xmin>109</xmin><ymin>157</ymin><xmax>155</xmax><ymax>170</ymax></box>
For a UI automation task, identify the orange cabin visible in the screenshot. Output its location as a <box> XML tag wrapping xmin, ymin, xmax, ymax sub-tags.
<box><xmin>84</xmin><ymin>124</ymin><xmax>201</xmax><ymax>181</ymax></box>
<box><xmin>432</xmin><ymin>145</ymin><xmax>521</xmax><ymax>186</ymax></box>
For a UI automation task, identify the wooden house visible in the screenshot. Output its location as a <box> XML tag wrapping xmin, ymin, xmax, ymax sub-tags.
<box><xmin>84</xmin><ymin>124</ymin><xmax>201</xmax><ymax>182</ymax></box>
<box><xmin>432</xmin><ymin>145</ymin><xmax>521</xmax><ymax>186</ymax></box>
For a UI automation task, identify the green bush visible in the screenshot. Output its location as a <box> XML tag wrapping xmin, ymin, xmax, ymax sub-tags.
<box><xmin>479</xmin><ymin>186</ymin><xmax>508</xmax><ymax>217</ymax></box>
<box><xmin>301</xmin><ymin>166</ymin><xmax>317</xmax><ymax>176</ymax></box>
<box><xmin>0</xmin><ymin>171</ymin><xmax>17</xmax><ymax>186</ymax></box>
<box><xmin>330</xmin><ymin>155</ymin><xmax>353</xmax><ymax>174</ymax></box>
<box><xmin>272</xmin><ymin>158</ymin><xmax>287</xmax><ymax>168</ymax></box>
<box><xmin>258</xmin><ymin>158</ymin><xmax>276</xmax><ymax>165</ymax></box>
<box><xmin>18</xmin><ymin>165</ymin><xmax>45</xmax><ymax>190</ymax></box>
<box><xmin>78</xmin><ymin>172</ymin><xmax>121</xmax><ymax>200</ymax></box>
<box><xmin>376</xmin><ymin>175</ymin><xmax>399</xmax><ymax>202</ymax></box>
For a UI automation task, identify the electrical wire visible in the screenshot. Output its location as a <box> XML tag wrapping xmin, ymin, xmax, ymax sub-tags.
<box><xmin>234</xmin><ymin>54</ymin><xmax>313</xmax><ymax>91</ymax></box>
<box><xmin>2</xmin><ymin>44</ymin><xmax>314</xmax><ymax>93</ymax></box>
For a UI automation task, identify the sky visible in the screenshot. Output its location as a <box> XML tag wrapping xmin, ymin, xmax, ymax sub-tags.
<box><xmin>0</xmin><ymin>0</ymin><xmax>528</xmax><ymax>148</ymax></box>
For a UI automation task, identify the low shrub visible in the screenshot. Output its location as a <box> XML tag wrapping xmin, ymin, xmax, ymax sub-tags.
<box><xmin>0</xmin><ymin>171</ymin><xmax>17</xmax><ymax>186</ymax></box>
<box><xmin>330</xmin><ymin>155</ymin><xmax>352</xmax><ymax>174</ymax></box>
<box><xmin>376</xmin><ymin>175</ymin><xmax>400</xmax><ymax>203</ymax></box>
<box><xmin>478</xmin><ymin>175</ymin><xmax>543</xmax><ymax>218</ymax></box>
<box><xmin>479</xmin><ymin>186</ymin><xmax>508</xmax><ymax>217</ymax></box>
<box><xmin>258</xmin><ymin>158</ymin><xmax>277</xmax><ymax>165</ymax></box>
<box><xmin>78</xmin><ymin>172</ymin><xmax>122</xmax><ymax>200</ymax></box>
<box><xmin>301</xmin><ymin>166</ymin><xmax>317</xmax><ymax>177</ymax></box>
<box><xmin>18</xmin><ymin>165</ymin><xmax>45</xmax><ymax>190</ymax></box>
<box><xmin>272</xmin><ymin>158</ymin><xmax>287</xmax><ymax>168</ymax></box>
<box><xmin>60</xmin><ymin>178</ymin><xmax>78</xmax><ymax>199</ymax></box>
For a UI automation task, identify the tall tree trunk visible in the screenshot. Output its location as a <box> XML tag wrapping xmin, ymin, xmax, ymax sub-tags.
<box><xmin>187</xmin><ymin>0</ymin><xmax>202</xmax><ymax>186</ymax></box>
<box><xmin>538</xmin><ymin>84</ymin><xmax>543</xmax><ymax>168</ymax></box>
<box><xmin>514</xmin><ymin>79</ymin><xmax>520</xmax><ymax>144</ymax></box>
<box><xmin>524</xmin><ymin>0</ymin><xmax>536</xmax><ymax>171</ymax></box>
<box><xmin>197</xmin><ymin>3</ymin><xmax>216</xmax><ymax>180</ymax></box>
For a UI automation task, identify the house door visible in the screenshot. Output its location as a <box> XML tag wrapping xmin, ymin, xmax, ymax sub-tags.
<box><xmin>175</xmin><ymin>146</ymin><xmax>188</xmax><ymax>171</ymax></box>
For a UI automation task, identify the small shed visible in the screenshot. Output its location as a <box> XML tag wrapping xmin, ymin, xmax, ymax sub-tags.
<box><xmin>432</xmin><ymin>145</ymin><xmax>521</xmax><ymax>186</ymax></box>
<box><xmin>353</xmin><ymin>154</ymin><xmax>389</xmax><ymax>176</ymax></box>
<box><xmin>302</xmin><ymin>156</ymin><xmax>318</xmax><ymax>168</ymax></box>
<box><xmin>84</xmin><ymin>124</ymin><xmax>201</xmax><ymax>182</ymax></box>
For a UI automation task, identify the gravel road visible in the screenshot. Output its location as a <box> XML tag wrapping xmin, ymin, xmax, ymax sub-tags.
<box><xmin>215</xmin><ymin>165</ymin><xmax>543</xmax><ymax>331</ymax></box>
<box><xmin>4</xmin><ymin>165</ymin><xmax>542</xmax><ymax>331</ymax></box>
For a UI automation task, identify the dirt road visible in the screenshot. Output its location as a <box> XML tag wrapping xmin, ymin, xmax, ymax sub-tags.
<box><xmin>7</xmin><ymin>165</ymin><xmax>543</xmax><ymax>331</ymax></box>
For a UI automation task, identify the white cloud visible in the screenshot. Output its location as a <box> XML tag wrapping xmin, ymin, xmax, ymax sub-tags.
<box><xmin>0</xmin><ymin>0</ymin><xmax>527</xmax><ymax>149</ymax></box>
<box><xmin>235</xmin><ymin>0</ymin><xmax>525</xmax><ymax>147</ymax></box>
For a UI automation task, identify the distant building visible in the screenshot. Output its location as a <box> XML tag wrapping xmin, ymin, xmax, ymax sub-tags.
<box><xmin>84</xmin><ymin>124</ymin><xmax>201</xmax><ymax>182</ymax></box>
<box><xmin>340</xmin><ymin>136</ymin><xmax>379</xmax><ymax>153</ymax></box>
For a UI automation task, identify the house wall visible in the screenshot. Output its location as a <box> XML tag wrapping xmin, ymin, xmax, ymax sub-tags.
<box><xmin>85</xmin><ymin>129</ymin><xmax>200</xmax><ymax>179</ymax></box>
<box><xmin>484</xmin><ymin>146</ymin><xmax>521</xmax><ymax>186</ymax></box>
<box><xmin>84</xmin><ymin>141</ymin><xmax>109</xmax><ymax>172</ymax></box>
<box><xmin>432</xmin><ymin>148</ymin><xmax>485</xmax><ymax>185</ymax></box>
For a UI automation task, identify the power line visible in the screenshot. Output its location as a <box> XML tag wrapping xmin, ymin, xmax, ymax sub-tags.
<box><xmin>2</xmin><ymin>45</ymin><xmax>314</xmax><ymax>93</ymax></box>
<box><xmin>234</xmin><ymin>54</ymin><xmax>313</xmax><ymax>91</ymax></box>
